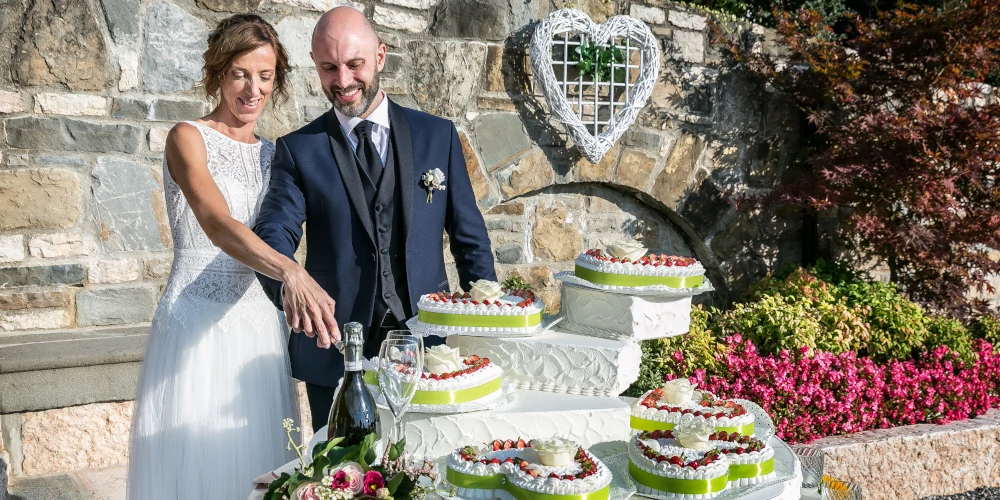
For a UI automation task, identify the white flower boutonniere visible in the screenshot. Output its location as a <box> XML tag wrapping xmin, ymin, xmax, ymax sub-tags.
<box><xmin>421</xmin><ymin>168</ymin><xmax>446</xmax><ymax>203</ymax></box>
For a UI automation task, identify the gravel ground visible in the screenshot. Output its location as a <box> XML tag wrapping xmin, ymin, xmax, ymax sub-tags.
<box><xmin>922</xmin><ymin>488</ymin><xmax>1000</xmax><ymax>500</ymax></box>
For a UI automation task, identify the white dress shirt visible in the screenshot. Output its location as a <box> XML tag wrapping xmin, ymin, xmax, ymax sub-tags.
<box><xmin>333</xmin><ymin>90</ymin><xmax>391</xmax><ymax>165</ymax></box>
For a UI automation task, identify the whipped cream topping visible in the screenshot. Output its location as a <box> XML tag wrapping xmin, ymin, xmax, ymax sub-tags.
<box><xmin>576</xmin><ymin>253</ymin><xmax>705</xmax><ymax>278</ymax></box>
<box><xmin>418</xmin><ymin>293</ymin><xmax>545</xmax><ymax>317</ymax></box>
<box><xmin>628</xmin><ymin>436</ymin><xmax>729</xmax><ymax>480</ymax></box>
<box><xmin>632</xmin><ymin>390</ymin><xmax>756</xmax><ymax>429</ymax></box>
<box><xmin>446</xmin><ymin>447</ymin><xmax>613</xmax><ymax>496</ymax></box>
<box><xmin>710</xmin><ymin>440</ymin><xmax>774</xmax><ymax>466</ymax></box>
<box><xmin>420</xmin><ymin>362</ymin><xmax>503</xmax><ymax>391</ymax></box>
<box><xmin>364</xmin><ymin>357</ymin><xmax>503</xmax><ymax>392</ymax></box>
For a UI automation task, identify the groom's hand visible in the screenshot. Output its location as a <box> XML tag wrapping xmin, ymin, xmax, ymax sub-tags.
<box><xmin>282</xmin><ymin>267</ymin><xmax>340</xmax><ymax>349</ymax></box>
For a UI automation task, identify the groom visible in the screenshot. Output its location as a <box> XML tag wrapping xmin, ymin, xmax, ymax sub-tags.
<box><xmin>253</xmin><ymin>7</ymin><xmax>497</xmax><ymax>431</ymax></box>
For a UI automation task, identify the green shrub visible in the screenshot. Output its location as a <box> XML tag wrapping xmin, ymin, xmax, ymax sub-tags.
<box><xmin>625</xmin><ymin>306</ymin><xmax>726</xmax><ymax>397</ymax></box>
<box><xmin>770</xmin><ymin>260</ymin><xmax>929</xmax><ymax>362</ymax></box>
<box><xmin>970</xmin><ymin>313</ymin><xmax>1000</xmax><ymax>348</ymax></box>
<box><xmin>923</xmin><ymin>316</ymin><xmax>976</xmax><ymax>364</ymax></box>
<box><xmin>715</xmin><ymin>268</ymin><xmax>870</xmax><ymax>356</ymax></box>
<box><xmin>839</xmin><ymin>281</ymin><xmax>929</xmax><ymax>363</ymax></box>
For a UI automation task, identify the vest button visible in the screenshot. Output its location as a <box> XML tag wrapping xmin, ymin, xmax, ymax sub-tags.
<box><xmin>380</xmin><ymin>248</ymin><xmax>388</xmax><ymax>254</ymax></box>
<box><xmin>382</xmin><ymin>271</ymin><xmax>390</xmax><ymax>277</ymax></box>
<box><xmin>383</xmin><ymin>292</ymin><xmax>392</xmax><ymax>299</ymax></box>
<box><xmin>375</xmin><ymin>204</ymin><xmax>383</xmax><ymax>212</ymax></box>
<box><xmin>378</xmin><ymin>227</ymin><xmax>387</xmax><ymax>233</ymax></box>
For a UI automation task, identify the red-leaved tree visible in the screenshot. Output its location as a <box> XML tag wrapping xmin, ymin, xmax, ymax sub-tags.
<box><xmin>719</xmin><ymin>0</ymin><xmax>1000</xmax><ymax>314</ymax></box>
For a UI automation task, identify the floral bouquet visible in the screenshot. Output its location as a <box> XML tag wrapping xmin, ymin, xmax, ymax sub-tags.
<box><xmin>265</xmin><ymin>419</ymin><xmax>441</xmax><ymax>500</ymax></box>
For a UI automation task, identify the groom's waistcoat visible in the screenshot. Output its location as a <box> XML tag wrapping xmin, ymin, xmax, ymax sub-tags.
<box><xmin>362</xmin><ymin>132</ymin><xmax>410</xmax><ymax>324</ymax></box>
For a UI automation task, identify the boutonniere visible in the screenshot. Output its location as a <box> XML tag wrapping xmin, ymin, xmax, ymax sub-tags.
<box><xmin>420</xmin><ymin>168</ymin><xmax>446</xmax><ymax>203</ymax></box>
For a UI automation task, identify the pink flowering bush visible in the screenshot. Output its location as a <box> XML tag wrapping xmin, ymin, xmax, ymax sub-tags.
<box><xmin>682</xmin><ymin>335</ymin><xmax>1000</xmax><ymax>443</ymax></box>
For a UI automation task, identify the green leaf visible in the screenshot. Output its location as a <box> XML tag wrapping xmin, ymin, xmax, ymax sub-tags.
<box><xmin>310</xmin><ymin>455</ymin><xmax>331</xmax><ymax>481</ymax></box>
<box><xmin>388</xmin><ymin>438</ymin><xmax>406</xmax><ymax>461</ymax></box>
<box><xmin>359</xmin><ymin>433</ymin><xmax>379</xmax><ymax>468</ymax></box>
<box><xmin>326</xmin><ymin>444</ymin><xmax>361</xmax><ymax>466</ymax></box>
<box><xmin>264</xmin><ymin>472</ymin><xmax>291</xmax><ymax>500</ymax></box>
<box><xmin>312</xmin><ymin>436</ymin><xmax>346</xmax><ymax>459</ymax></box>
<box><xmin>387</xmin><ymin>471</ymin><xmax>406</xmax><ymax>493</ymax></box>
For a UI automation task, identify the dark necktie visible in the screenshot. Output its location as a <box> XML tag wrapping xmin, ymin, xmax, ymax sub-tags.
<box><xmin>353</xmin><ymin>120</ymin><xmax>383</xmax><ymax>184</ymax></box>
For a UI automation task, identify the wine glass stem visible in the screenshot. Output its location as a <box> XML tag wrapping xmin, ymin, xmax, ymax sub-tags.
<box><xmin>393</xmin><ymin>416</ymin><xmax>403</xmax><ymax>445</ymax></box>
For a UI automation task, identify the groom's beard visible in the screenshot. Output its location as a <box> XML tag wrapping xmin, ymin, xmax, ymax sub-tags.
<box><xmin>327</xmin><ymin>70</ymin><xmax>382</xmax><ymax>117</ymax></box>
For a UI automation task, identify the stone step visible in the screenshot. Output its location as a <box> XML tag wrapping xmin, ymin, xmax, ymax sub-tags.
<box><xmin>0</xmin><ymin>325</ymin><xmax>147</xmax><ymax>414</ymax></box>
<box><xmin>446</xmin><ymin>328</ymin><xmax>642</xmax><ymax>397</ymax></box>
<box><xmin>378</xmin><ymin>390</ymin><xmax>631</xmax><ymax>460</ymax></box>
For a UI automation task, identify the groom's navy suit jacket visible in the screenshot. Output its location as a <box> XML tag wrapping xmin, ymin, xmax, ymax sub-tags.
<box><xmin>253</xmin><ymin>100</ymin><xmax>496</xmax><ymax>387</ymax></box>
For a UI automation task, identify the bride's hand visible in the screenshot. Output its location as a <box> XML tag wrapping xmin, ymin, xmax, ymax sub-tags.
<box><xmin>281</xmin><ymin>266</ymin><xmax>340</xmax><ymax>349</ymax></box>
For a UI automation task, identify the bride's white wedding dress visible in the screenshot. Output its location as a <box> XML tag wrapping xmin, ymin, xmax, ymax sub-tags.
<box><xmin>127</xmin><ymin>121</ymin><xmax>296</xmax><ymax>499</ymax></box>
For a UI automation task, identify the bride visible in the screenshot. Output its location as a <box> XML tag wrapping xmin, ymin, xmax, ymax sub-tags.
<box><xmin>127</xmin><ymin>14</ymin><xmax>337</xmax><ymax>499</ymax></box>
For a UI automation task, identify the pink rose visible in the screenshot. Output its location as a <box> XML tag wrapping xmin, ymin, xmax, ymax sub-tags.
<box><xmin>330</xmin><ymin>462</ymin><xmax>365</xmax><ymax>494</ymax></box>
<box><xmin>363</xmin><ymin>470</ymin><xmax>385</xmax><ymax>495</ymax></box>
<box><xmin>295</xmin><ymin>483</ymin><xmax>322</xmax><ymax>500</ymax></box>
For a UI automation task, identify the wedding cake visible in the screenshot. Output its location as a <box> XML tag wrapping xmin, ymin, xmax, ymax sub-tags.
<box><xmin>632</xmin><ymin>380</ymin><xmax>755</xmax><ymax>436</ymax></box>
<box><xmin>412</xmin><ymin>280</ymin><xmax>545</xmax><ymax>336</ymax></box>
<box><xmin>628</xmin><ymin>422</ymin><xmax>776</xmax><ymax>499</ymax></box>
<box><xmin>445</xmin><ymin>438</ymin><xmax>613</xmax><ymax>500</ymax></box>
<box><xmin>574</xmin><ymin>245</ymin><xmax>705</xmax><ymax>289</ymax></box>
<box><xmin>555</xmin><ymin>243</ymin><xmax>706</xmax><ymax>340</ymax></box>
<box><xmin>629</xmin><ymin>422</ymin><xmax>732</xmax><ymax>499</ymax></box>
<box><xmin>364</xmin><ymin>346</ymin><xmax>503</xmax><ymax>407</ymax></box>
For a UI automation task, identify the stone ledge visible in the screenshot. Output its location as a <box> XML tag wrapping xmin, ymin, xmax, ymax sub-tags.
<box><xmin>814</xmin><ymin>409</ymin><xmax>1000</xmax><ymax>500</ymax></box>
<box><xmin>0</xmin><ymin>326</ymin><xmax>146</xmax><ymax>373</ymax></box>
<box><xmin>0</xmin><ymin>327</ymin><xmax>146</xmax><ymax>413</ymax></box>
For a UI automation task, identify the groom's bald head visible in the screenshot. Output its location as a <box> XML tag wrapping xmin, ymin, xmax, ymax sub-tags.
<box><xmin>310</xmin><ymin>6</ymin><xmax>386</xmax><ymax>118</ymax></box>
<box><xmin>312</xmin><ymin>7</ymin><xmax>380</xmax><ymax>52</ymax></box>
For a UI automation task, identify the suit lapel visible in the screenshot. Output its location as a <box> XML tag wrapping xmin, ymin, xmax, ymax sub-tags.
<box><xmin>324</xmin><ymin>111</ymin><xmax>376</xmax><ymax>245</ymax></box>
<box><xmin>388</xmin><ymin>100</ymin><xmax>414</xmax><ymax>243</ymax></box>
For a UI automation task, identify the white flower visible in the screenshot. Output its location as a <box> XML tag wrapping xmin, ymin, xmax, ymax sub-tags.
<box><xmin>421</xmin><ymin>169</ymin><xmax>447</xmax><ymax>202</ymax></box>
<box><xmin>606</xmin><ymin>242</ymin><xmax>647</xmax><ymax>261</ymax></box>
<box><xmin>674</xmin><ymin>421</ymin><xmax>714</xmax><ymax>450</ymax></box>
<box><xmin>424</xmin><ymin>345</ymin><xmax>464</xmax><ymax>375</ymax></box>
<box><xmin>469</xmin><ymin>279</ymin><xmax>504</xmax><ymax>302</ymax></box>
<box><xmin>662</xmin><ymin>378</ymin><xmax>696</xmax><ymax>405</ymax></box>
<box><xmin>639</xmin><ymin>439</ymin><xmax>661</xmax><ymax>453</ymax></box>
<box><xmin>532</xmin><ymin>437</ymin><xmax>578</xmax><ymax>467</ymax></box>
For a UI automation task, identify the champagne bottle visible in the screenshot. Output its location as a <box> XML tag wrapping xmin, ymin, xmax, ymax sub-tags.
<box><xmin>327</xmin><ymin>322</ymin><xmax>378</xmax><ymax>444</ymax></box>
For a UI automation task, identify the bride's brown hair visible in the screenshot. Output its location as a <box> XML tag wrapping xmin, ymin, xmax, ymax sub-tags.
<box><xmin>200</xmin><ymin>14</ymin><xmax>291</xmax><ymax>105</ymax></box>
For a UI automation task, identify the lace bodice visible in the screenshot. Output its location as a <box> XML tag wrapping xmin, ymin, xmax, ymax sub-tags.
<box><xmin>161</xmin><ymin>121</ymin><xmax>276</xmax><ymax>304</ymax></box>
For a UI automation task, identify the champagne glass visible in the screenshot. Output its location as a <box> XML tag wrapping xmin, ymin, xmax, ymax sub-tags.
<box><xmin>386</xmin><ymin>330</ymin><xmax>423</xmax><ymax>353</ymax></box>
<box><xmin>378</xmin><ymin>338</ymin><xmax>423</xmax><ymax>445</ymax></box>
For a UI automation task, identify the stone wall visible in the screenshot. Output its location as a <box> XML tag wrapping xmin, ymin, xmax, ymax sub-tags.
<box><xmin>0</xmin><ymin>0</ymin><xmax>801</xmax><ymax>478</ymax></box>
<box><xmin>814</xmin><ymin>408</ymin><xmax>1000</xmax><ymax>500</ymax></box>
<box><xmin>0</xmin><ymin>0</ymin><xmax>800</xmax><ymax>333</ymax></box>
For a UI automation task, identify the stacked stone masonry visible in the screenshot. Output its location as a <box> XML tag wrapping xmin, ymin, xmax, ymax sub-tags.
<box><xmin>0</xmin><ymin>0</ymin><xmax>805</xmax><ymax>482</ymax></box>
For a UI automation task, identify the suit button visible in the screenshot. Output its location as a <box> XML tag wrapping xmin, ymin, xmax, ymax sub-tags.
<box><xmin>380</xmin><ymin>248</ymin><xmax>388</xmax><ymax>254</ymax></box>
<box><xmin>383</xmin><ymin>292</ymin><xmax>392</xmax><ymax>299</ymax></box>
<box><xmin>382</xmin><ymin>271</ymin><xmax>390</xmax><ymax>277</ymax></box>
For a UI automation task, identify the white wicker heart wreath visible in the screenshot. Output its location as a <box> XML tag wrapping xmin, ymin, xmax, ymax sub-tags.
<box><xmin>530</xmin><ymin>9</ymin><xmax>661</xmax><ymax>163</ymax></box>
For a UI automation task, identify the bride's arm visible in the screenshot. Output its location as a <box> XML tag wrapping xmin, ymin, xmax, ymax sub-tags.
<box><xmin>165</xmin><ymin>122</ymin><xmax>338</xmax><ymax>347</ymax></box>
